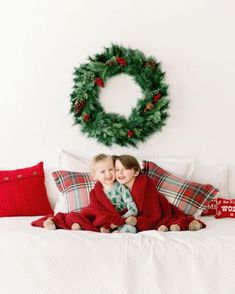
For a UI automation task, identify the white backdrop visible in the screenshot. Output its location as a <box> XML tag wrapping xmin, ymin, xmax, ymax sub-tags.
<box><xmin>0</xmin><ymin>0</ymin><xmax>235</xmax><ymax>195</ymax></box>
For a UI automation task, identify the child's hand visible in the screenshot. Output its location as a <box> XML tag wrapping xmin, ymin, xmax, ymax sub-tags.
<box><xmin>100</xmin><ymin>226</ymin><xmax>111</xmax><ymax>233</ymax></box>
<box><xmin>125</xmin><ymin>216</ymin><xmax>137</xmax><ymax>226</ymax></box>
<box><xmin>110</xmin><ymin>223</ymin><xmax>118</xmax><ymax>229</ymax></box>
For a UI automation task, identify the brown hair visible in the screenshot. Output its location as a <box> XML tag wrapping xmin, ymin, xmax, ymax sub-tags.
<box><xmin>112</xmin><ymin>154</ymin><xmax>142</xmax><ymax>173</ymax></box>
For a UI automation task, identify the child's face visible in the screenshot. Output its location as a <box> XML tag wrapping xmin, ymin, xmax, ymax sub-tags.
<box><xmin>93</xmin><ymin>157</ymin><xmax>115</xmax><ymax>188</ymax></box>
<box><xmin>115</xmin><ymin>159</ymin><xmax>139</xmax><ymax>189</ymax></box>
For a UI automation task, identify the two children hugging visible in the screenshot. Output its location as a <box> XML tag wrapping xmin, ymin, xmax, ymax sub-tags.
<box><xmin>89</xmin><ymin>154</ymin><xmax>139</xmax><ymax>233</ymax></box>
<box><xmin>32</xmin><ymin>154</ymin><xmax>204</xmax><ymax>233</ymax></box>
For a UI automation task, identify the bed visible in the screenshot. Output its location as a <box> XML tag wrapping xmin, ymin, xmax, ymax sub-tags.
<box><xmin>1</xmin><ymin>216</ymin><xmax>235</xmax><ymax>294</ymax></box>
<box><xmin>1</xmin><ymin>153</ymin><xmax>235</xmax><ymax>294</ymax></box>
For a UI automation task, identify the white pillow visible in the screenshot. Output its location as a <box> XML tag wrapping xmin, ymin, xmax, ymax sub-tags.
<box><xmin>137</xmin><ymin>156</ymin><xmax>194</xmax><ymax>179</ymax></box>
<box><xmin>59</xmin><ymin>149</ymin><xmax>90</xmax><ymax>172</ymax></box>
<box><xmin>191</xmin><ymin>164</ymin><xmax>228</xmax><ymax>198</ymax></box>
<box><xmin>44</xmin><ymin>167</ymin><xmax>60</xmax><ymax>208</ymax></box>
<box><xmin>59</xmin><ymin>149</ymin><xmax>194</xmax><ymax>178</ymax></box>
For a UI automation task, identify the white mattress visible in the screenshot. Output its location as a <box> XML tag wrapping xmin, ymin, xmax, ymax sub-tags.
<box><xmin>1</xmin><ymin>216</ymin><xmax>235</xmax><ymax>294</ymax></box>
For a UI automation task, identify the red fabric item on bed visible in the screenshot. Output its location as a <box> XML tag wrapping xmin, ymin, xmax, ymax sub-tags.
<box><xmin>0</xmin><ymin>162</ymin><xmax>53</xmax><ymax>217</ymax></box>
<box><xmin>32</xmin><ymin>174</ymin><xmax>205</xmax><ymax>231</ymax></box>
<box><xmin>31</xmin><ymin>181</ymin><xmax>126</xmax><ymax>231</ymax></box>
<box><xmin>131</xmin><ymin>174</ymin><xmax>205</xmax><ymax>231</ymax></box>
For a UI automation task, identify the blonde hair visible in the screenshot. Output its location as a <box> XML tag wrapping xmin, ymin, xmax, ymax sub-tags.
<box><xmin>90</xmin><ymin>153</ymin><xmax>113</xmax><ymax>173</ymax></box>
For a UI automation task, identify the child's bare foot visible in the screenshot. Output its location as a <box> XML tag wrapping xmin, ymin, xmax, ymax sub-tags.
<box><xmin>112</xmin><ymin>230</ymin><xmax>120</xmax><ymax>233</ymax></box>
<box><xmin>158</xmin><ymin>225</ymin><xmax>169</xmax><ymax>232</ymax></box>
<box><xmin>170</xmin><ymin>224</ymin><xmax>181</xmax><ymax>231</ymax></box>
<box><xmin>71</xmin><ymin>223</ymin><xmax>82</xmax><ymax>230</ymax></box>
<box><xmin>43</xmin><ymin>217</ymin><xmax>56</xmax><ymax>230</ymax></box>
<box><xmin>100</xmin><ymin>227</ymin><xmax>111</xmax><ymax>233</ymax></box>
<box><xmin>188</xmin><ymin>220</ymin><xmax>203</xmax><ymax>231</ymax></box>
<box><xmin>110</xmin><ymin>223</ymin><xmax>118</xmax><ymax>229</ymax></box>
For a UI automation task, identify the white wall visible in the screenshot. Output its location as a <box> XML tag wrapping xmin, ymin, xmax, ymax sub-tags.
<box><xmin>0</xmin><ymin>0</ymin><xmax>235</xmax><ymax>194</ymax></box>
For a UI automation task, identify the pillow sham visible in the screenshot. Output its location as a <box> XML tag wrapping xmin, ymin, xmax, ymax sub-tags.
<box><xmin>52</xmin><ymin>170</ymin><xmax>96</xmax><ymax>213</ymax></box>
<box><xmin>215</xmin><ymin>198</ymin><xmax>235</xmax><ymax>219</ymax></box>
<box><xmin>191</xmin><ymin>164</ymin><xmax>228</xmax><ymax>198</ymax></box>
<box><xmin>138</xmin><ymin>156</ymin><xmax>194</xmax><ymax>179</ymax></box>
<box><xmin>143</xmin><ymin>160</ymin><xmax>219</xmax><ymax>215</ymax></box>
<box><xmin>0</xmin><ymin>162</ymin><xmax>53</xmax><ymax>217</ymax></box>
<box><xmin>59</xmin><ymin>149</ymin><xmax>194</xmax><ymax>178</ymax></box>
<box><xmin>59</xmin><ymin>150</ymin><xmax>90</xmax><ymax>172</ymax></box>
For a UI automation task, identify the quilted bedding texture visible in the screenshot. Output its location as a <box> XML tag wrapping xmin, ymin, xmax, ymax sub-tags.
<box><xmin>0</xmin><ymin>216</ymin><xmax>235</xmax><ymax>294</ymax></box>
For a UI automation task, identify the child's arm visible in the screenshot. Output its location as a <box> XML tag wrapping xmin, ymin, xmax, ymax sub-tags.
<box><xmin>119</xmin><ymin>185</ymin><xmax>138</xmax><ymax>218</ymax></box>
<box><xmin>123</xmin><ymin>203</ymin><xmax>138</xmax><ymax>218</ymax></box>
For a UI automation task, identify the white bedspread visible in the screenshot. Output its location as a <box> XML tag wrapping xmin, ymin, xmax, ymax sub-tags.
<box><xmin>0</xmin><ymin>216</ymin><xmax>235</xmax><ymax>294</ymax></box>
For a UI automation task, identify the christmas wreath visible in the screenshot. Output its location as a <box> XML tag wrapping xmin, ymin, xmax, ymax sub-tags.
<box><xmin>70</xmin><ymin>44</ymin><xmax>169</xmax><ymax>147</ymax></box>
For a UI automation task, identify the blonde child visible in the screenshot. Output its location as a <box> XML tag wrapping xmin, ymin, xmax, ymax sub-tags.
<box><xmin>40</xmin><ymin>154</ymin><xmax>138</xmax><ymax>233</ymax></box>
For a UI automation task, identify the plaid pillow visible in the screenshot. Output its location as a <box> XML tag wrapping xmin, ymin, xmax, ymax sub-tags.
<box><xmin>142</xmin><ymin>160</ymin><xmax>219</xmax><ymax>215</ymax></box>
<box><xmin>52</xmin><ymin>171</ymin><xmax>96</xmax><ymax>213</ymax></box>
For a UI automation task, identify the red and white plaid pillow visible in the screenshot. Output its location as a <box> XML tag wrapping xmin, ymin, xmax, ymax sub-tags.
<box><xmin>142</xmin><ymin>160</ymin><xmax>219</xmax><ymax>215</ymax></box>
<box><xmin>215</xmin><ymin>198</ymin><xmax>235</xmax><ymax>219</ymax></box>
<box><xmin>52</xmin><ymin>170</ymin><xmax>96</xmax><ymax>212</ymax></box>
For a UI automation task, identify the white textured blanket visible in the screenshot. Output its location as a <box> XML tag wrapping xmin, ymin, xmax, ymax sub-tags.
<box><xmin>0</xmin><ymin>216</ymin><xmax>235</xmax><ymax>294</ymax></box>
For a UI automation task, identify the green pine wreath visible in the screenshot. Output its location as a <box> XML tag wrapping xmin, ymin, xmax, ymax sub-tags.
<box><xmin>70</xmin><ymin>44</ymin><xmax>169</xmax><ymax>147</ymax></box>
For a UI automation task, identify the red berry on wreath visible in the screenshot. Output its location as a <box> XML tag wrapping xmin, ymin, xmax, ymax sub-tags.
<box><xmin>83</xmin><ymin>114</ymin><xmax>90</xmax><ymax>122</ymax></box>
<box><xmin>127</xmin><ymin>130</ymin><xmax>134</xmax><ymax>138</ymax></box>
<box><xmin>95</xmin><ymin>77</ymin><xmax>104</xmax><ymax>88</ymax></box>
<box><xmin>116</xmin><ymin>57</ymin><xmax>127</xmax><ymax>67</ymax></box>
<box><xmin>153</xmin><ymin>93</ymin><xmax>161</xmax><ymax>103</ymax></box>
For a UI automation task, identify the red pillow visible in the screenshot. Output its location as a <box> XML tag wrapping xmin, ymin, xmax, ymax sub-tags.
<box><xmin>0</xmin><ymin>162</ymin><xmax>53</xmax><ymax>217</ymax></box>
<box><xmin>201</xmin><ymin>199</ymin><xmax>217</xmax><ymax>216</ymax></box>
<box><xmin>215</xmin><ymin>198</ymin><xmax>235</xmax><ymax>219</ymax></box>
